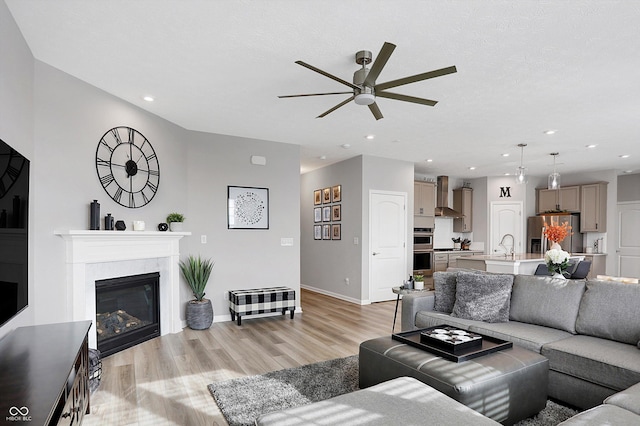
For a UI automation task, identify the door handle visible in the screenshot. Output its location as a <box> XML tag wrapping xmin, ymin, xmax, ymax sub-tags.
<box><xmin>372</xmin><ymin>252</ymin><xmax>380</xmax><ymax>256</ymax></box>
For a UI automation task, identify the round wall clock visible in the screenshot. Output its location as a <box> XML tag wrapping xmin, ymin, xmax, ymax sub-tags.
<box><xmin>0</xmin><ymin>139</ymin><xmax>27</xmax><ymax>199</ymax></box>
<box><xmin>95</xmin><ymin>126</ymin><xmax>160</xmax><ymax>208</ymax></box>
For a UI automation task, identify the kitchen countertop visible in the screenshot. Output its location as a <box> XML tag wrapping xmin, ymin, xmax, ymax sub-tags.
<box><xmin>456</xmin><ymin>253</ymin><xmax>585</xmax><ymax>275</ymax></box>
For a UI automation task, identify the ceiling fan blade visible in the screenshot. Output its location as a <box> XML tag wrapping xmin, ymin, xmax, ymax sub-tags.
<box><xmin>278</xmin><ymin>91</ymin><xmax>353</xmax><ymax>98</ymax></box>
<box><xmin>364</xmin><ymin>42</ymin><xmax>396</xmax><ymax>87</ymax></box>
<box><xmin>317</xmin><ymin>96</ymin><xmax>354</xmax><ymax>118</ymax></box>
<box><xmin>376</xmin><ymin>91</ymin><xmax>438</xmax><ymax>106</ymax></box>
<box><xmin>295</xmin><ymin>61</ymin><xmax>359</xmax><ymax>90</ymax></box>
<box><xmin>375</xmin><ymin>65</ymin><xmax>457</xmax><ymax>91</ymax></box>
<box><xmin>368</xmin><ymin>102</ymin><xmax>383</xmax><ymax>120</ymax></box>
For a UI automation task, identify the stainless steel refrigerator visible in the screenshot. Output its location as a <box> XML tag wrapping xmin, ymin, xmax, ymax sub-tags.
<box><xmin>527</xmin><ymin>214</ymin><xmax>583</xmax><ymax>254</ymax></box>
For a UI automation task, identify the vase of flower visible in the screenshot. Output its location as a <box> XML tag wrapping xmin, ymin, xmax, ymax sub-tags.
<box><xmin>545</xmin><ymin>248</ymin><xmax>570</xmax><ymax>279</ymax></box>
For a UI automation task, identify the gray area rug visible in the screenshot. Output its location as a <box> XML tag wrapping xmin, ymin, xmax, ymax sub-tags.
<box><xmin>208</xmin><ymin>355</ymin><xmax>579</xmax><ymax>426</ymax></box>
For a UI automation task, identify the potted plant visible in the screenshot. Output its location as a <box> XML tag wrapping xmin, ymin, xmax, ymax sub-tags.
<box><xmin>166</xmin><ymin>212</ymin><xmax>185</xmax><ymax>232</ymax></box>
<box><xmin>413</xmin><ymin>274</ymin><xmax>425</xmax><ymax>290</ymax></box>
<box><xmin>179</xmin><ymin>255</ymin><xmax>215</xmax><ymax>330</ymax></box>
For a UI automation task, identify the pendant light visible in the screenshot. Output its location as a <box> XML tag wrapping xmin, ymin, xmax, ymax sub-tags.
<box><xmin>515</xmin><ymin>143</ymin><xmax>528</xmax><ymax>184</ymax></box>
<box><xmin>548</xmin><ymin>152</ymin><xmax>561</xmax><ymax>190</ymax></box>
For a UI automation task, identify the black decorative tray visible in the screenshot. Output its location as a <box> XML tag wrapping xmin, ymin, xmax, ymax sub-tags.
<box><xmin>392</xmin><ymin>324</ymin><xmax>513</xmax><ymax>363</ymax></box>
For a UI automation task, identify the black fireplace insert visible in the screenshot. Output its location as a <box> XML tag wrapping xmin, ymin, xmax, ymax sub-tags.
<box><xmin>95</xmin><ymin>272</ymin><xmax>160</xmax><ymax>357</ymax></box>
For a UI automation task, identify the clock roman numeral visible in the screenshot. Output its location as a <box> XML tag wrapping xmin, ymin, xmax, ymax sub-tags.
<box><xmin>148</xmin><ymin>169</ymin><xmax>159</xmax><ymax>176</ymax></box>
<box><xmin>96</xmin><ymin>158</ymin><xmax>110</xmax><ymax>167</ymax></box>
<box><xmin>113</xmin><ymin>187</ymin><xmax>123</xmax><ymax>203</ymax></box>
<box><xmin>129</xmin><ymin>192</ymin><xmax>135</xmax><ymax>208</ymax></box>
<box><xmin>100</xmin><ymin>174</ymin><xmax>115</xmax><ymax>186</ymax></box>
<box><xmin>141</xmin><ymin>190</ymin><xmax>149</xmax><ymax>205</ymax></box>
<box><xmin>147</xmin><ymin>182</ymin><xmax>158</xmax><ymax>193</ymax></box>
<box><xmin>100</xmin><ymin>138</ymin><xmax>114</xmax><ymax>153</ymax></box>
<box><xmin>128</xmin><ymin>128</ymin><xmax>135</xmax><ymax>143</ymax></box>
<box><xmin>110</xmin><ymin>129</ymin><xmax>123</xmax><ymax>144</ymax></box>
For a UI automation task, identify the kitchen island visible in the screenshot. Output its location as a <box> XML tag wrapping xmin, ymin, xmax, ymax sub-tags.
<box><xmin>456</xmin><ymin>253</ymin><xmax>585</xmax><ymax>275</ymax></box>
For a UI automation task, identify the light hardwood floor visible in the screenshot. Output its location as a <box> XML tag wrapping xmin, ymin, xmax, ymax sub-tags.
<box><xmin>83</xmin><ymin>289</ymin><xmax>397</xmax><ymax>426</ymax></box>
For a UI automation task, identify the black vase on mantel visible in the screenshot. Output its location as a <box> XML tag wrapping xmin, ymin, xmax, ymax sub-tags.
<box><xmin>89</xmin><ymin>200</ymin><xmax>100</xmax><ymax>230</ymax></box>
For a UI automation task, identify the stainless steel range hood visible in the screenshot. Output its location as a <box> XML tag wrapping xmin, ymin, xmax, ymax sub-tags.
<box><xmin>434</xmin><ymin>176</ymin><xmax>463</xmax><ymax>218</ymax></box>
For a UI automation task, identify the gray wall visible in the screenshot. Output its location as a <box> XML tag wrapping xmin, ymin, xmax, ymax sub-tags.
<box><xmin>300</xmin><ymin>155</ymin><xmax>413</xmax><ymax>303</ymax></box>
<box><xmin>0</xmin><ymin>0</ymin><xmax>35</xmax><ymax>335</ymax></box>
<box><xmin>186</xmin><ymin>132</ymin><xmax>300</xmax><ymax>317</ymax></box>
<box><xmin>1</xmin><ymin>1</ymin><xmax>301</xmax><ymax>337</ymax></box>
<box><xmin>618</xmin><ymin>173</ymin><xmax>640</xmax><ymax>202</ymax></box>
<box><xmin>300</xmin><ymin>156</ymin><xmax>363</xmax><ymax>302</ymax></box>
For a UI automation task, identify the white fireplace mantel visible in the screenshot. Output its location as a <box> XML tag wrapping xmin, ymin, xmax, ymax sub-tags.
<box><xmin>55</xmin><ymin>230</ymin><xmax>190</xmax><ymax>347</ymax></box>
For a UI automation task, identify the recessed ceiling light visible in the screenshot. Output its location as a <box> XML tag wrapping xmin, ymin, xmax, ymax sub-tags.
<box><xmin>469</xmin><ymin>166</ymin><xmax>476</xmax><ymax>170</ymax></box>
<box><xmin>319</xmin><ymin>155</ymin><xmax>327</xmax><ymax>160</ymax></box>
<box><xmin>365</xmin><ymin>134</ymin><xmax>375</xmax><ymax>140</ymax></box>
<box><xmin>142</xmin><ymin>95</ymin><xmax>155</xmax><ymax>102</ymax></box>
<box><xmin>544</xmin><ymin>130</ymin><xmax>556</xmax><ymax>135</ymax></box>
<box><xmin>504</xmin><ymin>173</ymin><xmax>511</xmax><ymax>176</ymax></box>
<box><xmin>341</xmin><ymin>144</ymin><xmax>351</xmax><ymax>149</ymax></box>
<box><xmin>620</xmin><ymin>154</ymin><xmax>630</xmax><ymax>158</ymax></box>
<box><xmin>426</xmin><ymin>159</ymin><xmax>433</xmax><ymax>163</ymax></box>
<box><xmin>624</xmin><ymin>170</ymin><xmax>634</xmax><ymax>173</ymax></box>
<box><xmin>586</xmin><ymin>144</ymin><xmax>597</xmax><ymax>148</ymax></box>
<box><xmin>502</xmin><ymin>153</ymin><xmax>510</xmax><ymax>157</ymax></box>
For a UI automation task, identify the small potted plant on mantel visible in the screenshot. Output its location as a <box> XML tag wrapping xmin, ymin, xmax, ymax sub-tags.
<box><xmin>179</xmin><ymin>255</ymin><xmax>215</xmax><ymax>330</ymax></box>
<box><xmin>166</xmin><ymin>212</ymin><xmax>185</xmax><ymax>232</ymax></box>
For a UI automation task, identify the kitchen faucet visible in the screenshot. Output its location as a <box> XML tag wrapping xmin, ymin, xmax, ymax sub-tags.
<box><xmin>499</xmin><ymin>233</ymin><xmax>515</xmax><ymax>258</ymax></box>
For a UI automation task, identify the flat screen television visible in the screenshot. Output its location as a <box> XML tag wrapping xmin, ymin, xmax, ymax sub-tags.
<box><xmin>0</xmin><ymin>138</ymin><xmax>29</xmax><ymax>327</ymax></box>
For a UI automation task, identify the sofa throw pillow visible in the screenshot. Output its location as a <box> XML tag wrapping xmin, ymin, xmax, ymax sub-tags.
<box><xmin>509</xmin><ymin>275</ymin><xmax>585</xmax><ymax>333</ymax></box>
<box><xmin>451</xmin><ymin>271</ymin><xmax>514</xmax><ymax>323</ymax></box>
<box><xmin>433</xmin><ymin>271</ymin><xmax>457</xmax><ymax>313</ymax></box>
<box><xmin>576</xmin><ymin>280</ymin><xmax>640</xmax><ymax>345</ymax></box>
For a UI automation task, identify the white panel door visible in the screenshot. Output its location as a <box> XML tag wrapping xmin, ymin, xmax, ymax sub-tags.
<box><xmin>617</xmin><ymin>203</ymin><xmax>640</xmax><ymax>278</ymax></box>
<box><xmin>370</xmin><ymin>191</ymin><xmax>407</xmax><ymax>302</ymax></box>
<box><xmin>490</xmin><ymin>202</ymin><xmax>524</xmax><ymax>255</ymax></box>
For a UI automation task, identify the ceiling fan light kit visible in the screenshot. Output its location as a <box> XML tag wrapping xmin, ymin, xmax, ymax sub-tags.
<box><xmin>279</xmin><ymin>42</ymin><xmax>457</xmax><ymax>120</ymax></box>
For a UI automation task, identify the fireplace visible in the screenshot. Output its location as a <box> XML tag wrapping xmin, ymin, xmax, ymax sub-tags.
<box><xmin>95</xmin><ymin>272</ymin><xmax>160</xmax><ymax>357</ymax></box>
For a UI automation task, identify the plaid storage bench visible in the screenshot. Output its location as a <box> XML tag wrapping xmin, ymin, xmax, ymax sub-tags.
<box><xmin>228</xmin><ymin>286</ymin><xmax>296</xmax><ymax>326</ymax></box>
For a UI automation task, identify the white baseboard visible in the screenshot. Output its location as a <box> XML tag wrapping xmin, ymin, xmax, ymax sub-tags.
<box><xmin>301</xmin><ymin>284</ymin><xmax>370</xmax><ymax>305</ymax></box>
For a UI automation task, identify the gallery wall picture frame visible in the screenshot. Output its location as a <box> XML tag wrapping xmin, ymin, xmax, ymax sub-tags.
<box><xmin>322</xmin><ymin>206</ymin><xmax>331</xmax><ymax>222</ymax></box>
<box><xmin>332</xmin><ymin>185</ymin><xmax>342</xmax><ymax>202</ymax></box>
<box><xmin>332</xmin><ymin>204</ymin><xmax>341</xmax><ymax>221</ymax></box>
<box><xmin>314</xmin><ymin>225</ymin><xmax>322</xmax><ymax>240</ymax></box>
<box><xmin>227</xmin><ymin>185</ymin><xmax>269</xmax><ymax>229</ymax></box>
<box><xmin>332</xmin><ymin>224</ymin><xmax>341</xmax><ymax>240</ymax></box>
<box><xmin>314</xmin><ymin>207</ymin><xmax>322</xmax><ymax>223</ymax></box>
<box><xmin>322</xmin><ymin>224</ymin><xmax>331</xmax><ymax>240</ymax></box>
<box><xmin>314</xmin><ymin>189</ymin><xmax>322</xmax><ymax>205</ymax></box>
<box><xmin>322</xmin><ymin>187</ymin><xmax>331</xmax><ymax>204</ymax></box>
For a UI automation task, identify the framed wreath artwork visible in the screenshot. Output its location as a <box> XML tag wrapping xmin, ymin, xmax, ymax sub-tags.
<box><xmin>228</xmin><ymin>186</ymin><xmax>269</xmax><ymax>229</ymax></box>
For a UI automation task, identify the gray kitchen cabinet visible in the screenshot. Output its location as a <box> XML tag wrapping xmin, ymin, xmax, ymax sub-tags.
<box><xmin>414</xmin><ymin>181</ymin><xmax>436</xmax><ymax>216</ymax></box>
<box><xmin>453</xmin><ymin>187</ymin><xmax>472</xmax><ymax>233</ymax></box>
<box><xmin>434</xmin><ymin>253</ymin><xmax>448</xmax><ymax>272</ymax></box>
<box><xmin>536</xmin><ymin>186</ymin><xmax>581</xmax><ymax>213</ymax></box>
<box><xmin>581</xmin><ymin>182</ymin><xmax>608</xmax><ymax>232</ymax></box>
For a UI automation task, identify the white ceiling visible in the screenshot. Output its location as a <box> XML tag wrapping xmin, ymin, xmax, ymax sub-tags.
<box><xmin>6</xmin><ymin>0</ymin><xmax>640</xmax><ymax>178</ymax></box>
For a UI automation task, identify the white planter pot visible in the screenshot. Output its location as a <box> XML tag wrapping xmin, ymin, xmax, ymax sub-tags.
<box><xmin>169</xmin><ymin>222</ymin><xmax>183</xmax><ymax>232</ymax></box>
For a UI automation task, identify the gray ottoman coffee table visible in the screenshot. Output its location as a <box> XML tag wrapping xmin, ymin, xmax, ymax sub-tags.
<box><xmin>360</xmin><ymin>335</ymin><xmax>549</xmax><ymax>425</ymax></box>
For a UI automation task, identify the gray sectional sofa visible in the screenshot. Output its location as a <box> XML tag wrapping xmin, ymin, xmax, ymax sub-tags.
<box><xmin>401</xmin><ymin>270</ymin><xmax>640</xmax><ymax>423</ymax></box>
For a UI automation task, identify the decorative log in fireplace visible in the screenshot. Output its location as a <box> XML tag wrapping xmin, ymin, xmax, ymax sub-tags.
<box><xmin>95</xmin><ymin>272</ymin><xmax>160</xmax><ymax>357</ymax></box>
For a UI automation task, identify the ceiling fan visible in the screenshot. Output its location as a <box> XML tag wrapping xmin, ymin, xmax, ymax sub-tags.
<box><xmin>278</xmin><ymin>42</ymin><xmax>457</xmax><ymax>120</ymax></box>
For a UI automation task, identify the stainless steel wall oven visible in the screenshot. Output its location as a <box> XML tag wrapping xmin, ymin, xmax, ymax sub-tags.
<box><xmin>413</xmin><ymin>228</ymin><xmax>434</xmax><ymax>276</ymax></box>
